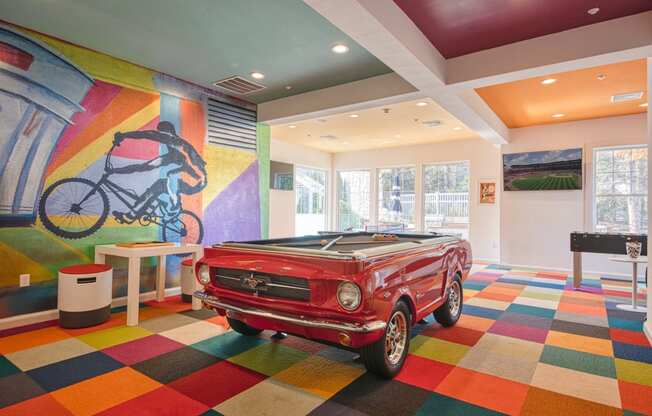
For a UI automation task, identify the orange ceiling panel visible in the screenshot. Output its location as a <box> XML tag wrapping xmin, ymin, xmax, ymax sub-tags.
<box><xmin>476</xmin><ymin>59</ymin><xmax>647</xmax><ymax>128</ymax></box>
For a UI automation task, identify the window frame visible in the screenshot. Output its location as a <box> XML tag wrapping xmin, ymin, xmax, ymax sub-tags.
<box><xmin>375</xmin><ymin>164</ymin><xmax>418</xmax><ymax>232</ymax></box>
<box><xmin>421</xmin><ymin>160</ymin><xmax>471</xmax><ymax>235</ymax></box>
<box><xmin>335</xmin><ymin>168</ymin><xmax>372</xmax><ymax>232</ymax></box>
<box><xmin>294</xmin><ymin>164</ymin><xmax>329</xmax><ymax>236</ymax></box>
<box><xmin>592</xmin><ymin>144</ymin><xmax>647</xmax><ymax>233</ymax></box>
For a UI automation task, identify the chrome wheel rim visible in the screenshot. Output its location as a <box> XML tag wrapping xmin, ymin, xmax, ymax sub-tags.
<box><xmin>385</xmin><ymin>310</ymin><xmax>407</xmax><ymax>365</ymax></box>
<box><xmin>448</xmin><ymin>281</ymin><xmax>461</xmax><ymax>317</ymax></box>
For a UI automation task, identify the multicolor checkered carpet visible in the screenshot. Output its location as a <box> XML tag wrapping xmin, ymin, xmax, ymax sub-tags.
<box><xmin>0</xmin><ymin>263</ymin><xmax>650</xmax><ymax>415</ymax></box>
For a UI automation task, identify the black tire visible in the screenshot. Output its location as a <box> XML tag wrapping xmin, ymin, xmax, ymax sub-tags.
<box><xmin>360</xmin><ymin>300</ymin><xmax>411</xmax><ymax>379</ymax></box>
<box><xmin>39</xmin><ymin>178</ymin><xmax>109</xmax><ymax>239</ymax></box>
<box><xmin>227</xmin><ymin>317</ymin><xmax>263</xmax><ymax>336</ymax></box>
<box><xmin>162</xmin><ymin>209</ymin><xmax>204</xmax><ymax>244</ymax></box>
<box><xmin>434</xmin><ymin>274</ymin><xmax>463</xmax><ymax>327</ymax></box>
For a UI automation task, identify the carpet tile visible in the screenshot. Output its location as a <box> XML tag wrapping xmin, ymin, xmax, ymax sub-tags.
<box><xmin>191</xmin><ymin>330</ymin><xmax>269</xmax><ymax>359</ymax></box>
<box><xmin>227</xmin><ymin>342</ymin><xmax>311</xmax><ymax>376</ymax></box>
<box><xmin>50</xmin><ymin>367</ymin><xmax>161</xmax><ymax>416</ymax></box>
<box><xmin>132</xmin><ymin>346</ymin><xmax>221</xmax><ymax>384</ymax></box>
<box><xmin>96</xmin><ymin>385</ymin><xmax>209</xmax><ymax>416</ymax></box>
<box><xmin>27</xmin><ymin>351</ymin><xmax>123</xmax><ymax>392</ymax></box>
<box><xmin>0</xmin><ymin>263</ymin><xmax>649</xmax><ymax>415</ymax></box>
<box><xmin>102</xmin><ymin>334</ymin><xmax>185</xmax><ymax>365</ymax></box>
<box><xmin>6</xmin><ymin>337</ymin><xmax>96</xmax><ymax>371</ymax></box>
<box><xmin>539</xmin><ymin>345</ymin><xmax>616</xmax><ymax>378</ymax></box>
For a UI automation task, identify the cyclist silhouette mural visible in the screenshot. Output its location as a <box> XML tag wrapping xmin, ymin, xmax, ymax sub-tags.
<box><xmin>39</xmin><ymin>121</ymin><xmax>207</xmax><ymax>244</ymax></box>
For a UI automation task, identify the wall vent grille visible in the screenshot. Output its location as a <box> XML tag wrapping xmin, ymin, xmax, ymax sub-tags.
<box><xmin>206</xmin><ymin>97</ymin><xmax>257</xmax><ymax>151</ymax></box>
<box><xmin>213</xmin><ymin>76</ymin><xmax>265</xmax><ymax>95</ymax></box>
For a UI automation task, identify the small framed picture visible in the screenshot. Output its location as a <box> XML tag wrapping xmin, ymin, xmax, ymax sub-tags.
<box><xmin>479</xmin><ymin>181</ymin><xmax>496</xmax><ymax>204</ymax></box>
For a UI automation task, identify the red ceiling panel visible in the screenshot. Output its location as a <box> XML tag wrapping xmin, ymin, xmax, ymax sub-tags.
<box><xmin>394</xmin><ymin>0</ymin><xmax>652</xmax><ymax>58</ymax></box>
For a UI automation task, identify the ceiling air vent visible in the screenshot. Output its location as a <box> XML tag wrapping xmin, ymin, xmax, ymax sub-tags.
<box><xmin>611</xmin><ymin>92</ymin><xmax>643</xmax><ymax>103</ymax></box>
<box><xmin>206</xmin><ymin>97</ymin><xmax>257</xmax><ymax>152</ymax></box>
<box><xmin>213</xmin><ymin>76</ymin><xmax>266</xmax><ymax>95</ymax></box>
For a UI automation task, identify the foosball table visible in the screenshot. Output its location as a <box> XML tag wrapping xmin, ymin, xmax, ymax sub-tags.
<box><xmin>570</xmin><ymin>232</ymin><xmax>647</xmax><ymax>288</ymax></box>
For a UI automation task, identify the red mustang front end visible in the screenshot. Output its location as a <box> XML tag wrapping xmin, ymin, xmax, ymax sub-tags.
<box><xmin>194</xmin><ymin>232</ymin><xmax>471</xmax><ymax>378</ymax></box>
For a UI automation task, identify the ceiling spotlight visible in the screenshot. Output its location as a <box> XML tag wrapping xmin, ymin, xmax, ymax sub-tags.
<box><xmin>541</xmin><ymin>78</ymin><xmax>557</xmax><ymax>85</ymax></box>
<box><xmin>250</xmin><ymin>72</ymin><xmax>265</xmax><ymax>80</ymax></box>
<box><xmin>349</xmin><ymin>114</ymin><xmax>359</xmax><ymax>118</ymax></box>
<box><xmin>587</xmin><ymin>7</ymin><xmax>600</xmax><ymax>15</ymax></box>
<box><xmin>331</xmin><ymin>44</ymin><xmax>349</xmax><ymax>54</ymax></box>
<box><xmin>288</xmin><ymin>125</ymin><xmax>297</xmax><ymax>129</ymax></box>
<box><xmin>552</xmin><ymin>113</ymin><xmax>565</xmax><ymax>118</ymax></box>
<box><xmin>641</xmin><ymin>103</ymin><xmax>648</xmax><ymax>108</ymax></box>
<box><xmin>416</xmin><ymin>101</ymin><xmax>428</xmax><ymax>107</ymax></box>
<box><xmin>453</xmin><ymin>126</ymin><xmax>463</xmax><ymax>131</ymax></box>
<box><xmin>285</xmin><ymin>85</ymin><xmax>292</xmax><ymax>90</ymax></box>
<box><xmin>596</xmin><ymin>74</ymin><xmax>607</xmax><ymax>81</ymax></box>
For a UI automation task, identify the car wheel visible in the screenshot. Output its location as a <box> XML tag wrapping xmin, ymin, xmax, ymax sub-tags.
<box><xmin>360</xmin><ymin>300</ymin><xmax>411</xmax><ymax>379</ymax></box>
<box><xmin>434</xmin><ymin>274</ymin><xmax>463</xmax><ymax>327</ymax></box>
<box><xmin>227</xmin><ymin>317</ymin><xmax>263</xmax><ymax>336</ymax></box>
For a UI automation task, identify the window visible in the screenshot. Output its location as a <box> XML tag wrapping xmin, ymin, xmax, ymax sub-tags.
<box><xmin>337</xmin><ymin>170</ymin><xmax>370</xmax><ymax>231</ymax></box>
<box><xmin>295</xmin><ymin>167</ymin><xmax>327</xmax><ymax>236</ymax></box>
<box><xmin>377</xmin><ymin>167</ymin><xmax>416</xmax><ymax>232</ymax></box>
<box><xmin>594</xmin><ymin>146</ymin><xmax>647</xmax><ymax>234</ymax></box>
<box><xmin>423</xmin><ymin>162</ymin><xmax>470</xmax><ymax>238</ymax></box>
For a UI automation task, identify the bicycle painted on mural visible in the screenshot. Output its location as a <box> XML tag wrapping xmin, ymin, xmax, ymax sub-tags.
<box><xmin>39</xmin><ymin>122</ymin><xmax>207</xmax><ymax>243</ymax></box>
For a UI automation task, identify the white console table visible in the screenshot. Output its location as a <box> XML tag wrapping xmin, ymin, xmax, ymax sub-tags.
<box><xmin>95</xmin><ymin>243</ymin><xmax>203</xmax><ymax>326</ymax></box>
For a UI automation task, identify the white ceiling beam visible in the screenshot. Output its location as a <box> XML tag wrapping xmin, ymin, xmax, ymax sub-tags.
<box><xmin>446</xmin><ymin>11</ymin><xmax>652</xmax><ymax>89</ymax></box>
<box><xmin>258</xmin><ymin>72</ymin><xmax>420</xmax><ymax>124</ymax></box>
<box><xmin>304</xmin><ymin>0</ymin><xmax>510</xmax><ymax>144</ymax></box>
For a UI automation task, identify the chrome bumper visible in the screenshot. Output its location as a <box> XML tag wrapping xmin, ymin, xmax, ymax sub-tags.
<box><xmin>193</xmin><ymin>291</ymin><xmax>386</xmax><ymax>333</ymax></box>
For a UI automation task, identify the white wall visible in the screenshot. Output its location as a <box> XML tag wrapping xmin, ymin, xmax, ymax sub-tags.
<box><xmin>333</xmin><ymin>138</ymin><xmax>502</xmax><ymax>261</ymax></box>
<box><xmin>269</xmin><ymin>138</ymin><xmax>332</xmax><ymax>238</ymax></box>
<box><xmin>502</xmin><ymin>113</ymin><xmax>648</xmax><ymax>275</ymax></box>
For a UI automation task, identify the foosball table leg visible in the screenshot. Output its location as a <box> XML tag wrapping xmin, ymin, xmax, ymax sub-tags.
<box><xmin>573</xmin><ymin>251</ymin><xmax>582</xmax><ymax>288</ymax></box>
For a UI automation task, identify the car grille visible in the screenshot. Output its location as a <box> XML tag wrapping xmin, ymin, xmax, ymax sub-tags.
<box><xmin>213</xmin><ymin>268</ymin><xmax>310</xmax><ymax>301</ymax></box>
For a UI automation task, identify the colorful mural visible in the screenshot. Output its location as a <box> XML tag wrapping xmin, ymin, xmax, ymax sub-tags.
<box><xmin>0</xmin><ymin>23</ymin><xmax>269</xmax><ymax>318</ymax></box>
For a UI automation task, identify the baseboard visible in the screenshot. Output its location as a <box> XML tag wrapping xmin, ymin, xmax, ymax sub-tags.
<box><xmin>644</xmin><ymin>320</ymin><xmax>652</xmax><ymax>346</ymax></box>
<box><xmin>0</xmin><ymin>286</ymin><xmax>182</xmax><ymax>331</ymax></box>
<box><xmin>499</xmin><ymin>261</ymin><xmax>643</xmax><ymax>281</ymax></box>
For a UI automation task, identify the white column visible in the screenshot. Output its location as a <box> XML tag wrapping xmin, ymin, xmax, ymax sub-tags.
<box><xmin>645</xmin><ymin>57</ymin><xmax>652</xmax><ymax>345</ymax></box>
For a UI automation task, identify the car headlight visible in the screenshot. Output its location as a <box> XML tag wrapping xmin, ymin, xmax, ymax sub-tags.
<box><xmin>337</xmin><ymin>282</ymin><xmax>361</xmax><ymax>311</ymax></box>
<box><xmin>197</xmin><ymin>264</ymin><xmax>211</xmax><ymax>285</ymax></box>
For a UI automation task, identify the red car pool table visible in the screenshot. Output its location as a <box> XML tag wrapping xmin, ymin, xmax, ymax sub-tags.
<box><xmin>193</xmin><ymin>232</ymin><xmax>472</xmax><ymax>378</ymax></box>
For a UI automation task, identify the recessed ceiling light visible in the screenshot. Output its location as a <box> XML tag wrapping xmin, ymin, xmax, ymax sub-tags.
<box><xmin>416</xmin><ymin>101</ymin><xmax>428</xmax><ymax>107</ymax></box>
<box><xmin>641</xmin><ymin>103</ymin><xmax>648</xmax><ymax>108</ymax></box>
<box><xmin>285</xmin><ymin>85</ymin><xmax>292</xmax><ymax>90</ymax></box>
<box><xmin>349</xmin><ymin>114</ymin><xmax>359</xmax><ymax>118</ymax></box>
<box><xmin>331</xmin><ymin>44</ymin><xmax>349</xmax><ymax>54</ymax></box>
<box><xmin>394</xmin><ymin>134</ymin><xmax>401</xmax><ymax>138</ymax></box>
<box><xmin>552</xmin><ymin>113</ymin><xmax>565</xmax><ymax>118</ymax></box>
<box><xmin>453</xmin><ymin>126</ymin><xmax>463</xmax><ymax>131</ymax></box>
<box><xmin>541</xmin><ymin>78</ymin><xmax>557</xmax><ymax>85</ymax></box>
<box><xmin>341</xmin><ymin>141</ymin><xmax>350</xmax><ymax>145</ymax></box>
<box><xmin>587</xmin><ymin>7</ymin><xmax>600</xmax><ymax>15</ymax></box>
<box><xmin>596</xmin><ymin>74</ymin><xmax>607</xmax><ymax>81</ymax></box>
<box><xmin>288</xmin><ymin>125</ymin><xmax>297</xmax><ymax>128</ymax></box>
<box><xmin>250</xmin><ymin>72</ymin><xmax>265</xmax><ymax>80</ymax></box>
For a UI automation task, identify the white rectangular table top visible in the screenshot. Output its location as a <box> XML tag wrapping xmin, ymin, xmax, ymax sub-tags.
<box><xmin>95</xmin><ymin>243</ymin><xmax>202</xmax><ymax>258</ymax></box>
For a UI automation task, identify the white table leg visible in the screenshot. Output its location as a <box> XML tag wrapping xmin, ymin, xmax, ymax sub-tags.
<box><xmin>94</xmin><ymin>251</ymin><xmax>106</xmax><ymax>264</ymax></box>
<box><xmin>191</xmin><ymin>250</ymin><xmax>202</xmax><ymax>311</ymax></box>
<box><xmin>632</xmin><ymin>262</ymin><xmax>638</xmax><ymax>309</ymax></box>
<box><xmin>126</xmin><ymin>257</ymin><xmax>141</xmax><ymax>326</ymax></box>
<box><xmin>156</xmin><ymin>255</ymin><xmax>166</xmax><ymax>302</ymax></box>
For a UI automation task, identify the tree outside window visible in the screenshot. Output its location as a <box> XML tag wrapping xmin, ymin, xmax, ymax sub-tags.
<box><xmin>594</xmin><ymin>146</ymin><xmax>647</xmax><ymax>234</ymax></box>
